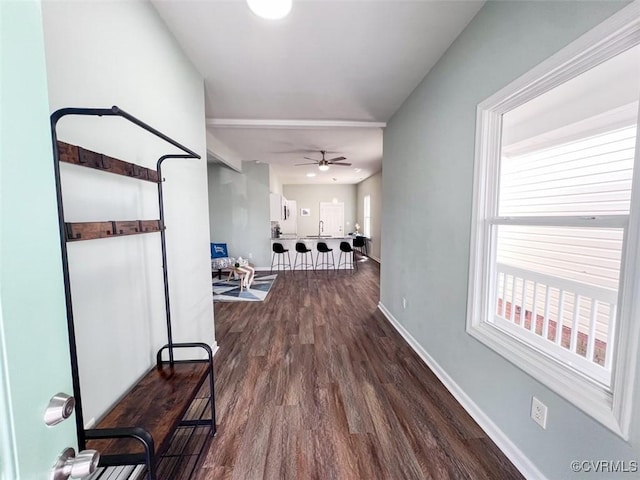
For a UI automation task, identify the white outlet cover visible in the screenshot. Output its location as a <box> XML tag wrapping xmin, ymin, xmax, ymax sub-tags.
<box><xmin>531</xmin><ymin>396</ymin><xmax>548</xmax><ymax>429</ymax></box>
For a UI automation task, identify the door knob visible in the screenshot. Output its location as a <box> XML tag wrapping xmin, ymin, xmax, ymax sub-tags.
<box><xmin>44</xmin><ymin>393</ymin><xmax>75</xmax><ymax>426</ymax></box>
<box><xmin>50</xmin><ymin>448</ymin><xmax>100</xmax><ymax>480</ymax></box>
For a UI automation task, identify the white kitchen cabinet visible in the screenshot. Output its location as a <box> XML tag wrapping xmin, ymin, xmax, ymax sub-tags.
<box><xmin>280</xmin><ymin>200</ymin><xmax>297</xmax><ymax>234</ymax></box>
<box><xmin>270</xmin><ymin>193</ymin><xmax>292</xmax><ymax>221</ymax></box>
<box><xmin>270</xmin><ymin>193</ymin><xmax>282</xmax><ymax>221</ymax></box>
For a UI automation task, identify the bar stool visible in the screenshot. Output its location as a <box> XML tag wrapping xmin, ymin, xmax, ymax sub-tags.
<box><xmin>271</xmin><ymin>242</ymin><xmax>291</xmax><ymax>273</ymax></box>
<box><xmin>338</xmin><ymin>241</ymin><xmax>357</xmax><ymax>272</ymax></box>
<box><xmin>294</xmin><ymin>241</ymin><xmax>314</xmax><ymax>272</ymax></box>
<box><xmin>353</xmin><ymin>236</ymin><xmax>367</xmax><ymax>258</ymax></box>
<box><xmin>315</xmin><ymin>242</ymin><xmax>335</xmax><ymax>271</ymax></box>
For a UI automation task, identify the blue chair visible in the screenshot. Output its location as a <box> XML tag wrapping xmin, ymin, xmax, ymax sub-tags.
<box><xmin>211</xmin><ymin>242</ymin><xmax>228</xmax><ymax>259</ymax></box>
<box><xmin>211</xmin><ymin>243</ymin><xmax>233</xmax><ymax>279</ymax></box>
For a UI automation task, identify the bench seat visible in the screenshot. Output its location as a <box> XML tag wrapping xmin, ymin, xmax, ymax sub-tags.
<box><xmin>85</xmin><ymin>359</ymin><xmax>213</xmax><ymax>477</ymax></box>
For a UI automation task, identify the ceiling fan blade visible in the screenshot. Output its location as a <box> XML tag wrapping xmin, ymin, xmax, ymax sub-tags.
<box><xmin>327</xmin><ymin>156</ymin><xmax>347</xmax><ymax>162</ymax></box>
<box><xmin>328</xmin><ymin>162</ymin><xmax>352</xmax><ymax>166</ymax></box>
<box><xmin>303</xmin><ymin>157</ymin><xmax>320</xmax><ymax>162</ymax></box>
<box><xmin>295</xmin><ymin>162</ymin><xmax>319</xmax><ymax>166</ymax></box>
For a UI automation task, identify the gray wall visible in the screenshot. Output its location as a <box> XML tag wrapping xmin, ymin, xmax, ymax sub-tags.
<box><xmin>357</xmin><ymin>172</ymin><xmax>382</xmax><ymax>262</ymax></box>
<box><xmin>208</xmin><ymin>161</ymin><xmax>271</xmax><ymax>268</ymax></box>
<box><xmin>381</xmin><ymin>2</ymin><xmax>638</xmax><ymax>479</ymax></box>
<box><xmin>283</xmin><ymin>184</ymin><xmax>357</xmax><ymax>237</ymax></box>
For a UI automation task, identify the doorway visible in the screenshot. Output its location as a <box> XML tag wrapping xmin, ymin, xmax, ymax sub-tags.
<box><xmin>319</xmin><ymin>202</ymin><xmax>345</xmax><ymax>237</ymax></box>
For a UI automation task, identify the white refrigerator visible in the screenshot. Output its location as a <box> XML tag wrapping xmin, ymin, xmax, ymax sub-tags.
<box><xmin>280</xmin><ymin>200</ymin><xmax>297</xmax><ymax>235</ymax></box>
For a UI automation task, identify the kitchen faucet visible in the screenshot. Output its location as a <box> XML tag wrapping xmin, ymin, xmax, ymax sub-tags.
<box><xmin>318</xmin><ymin>220</ymin><xmax>324</xmax><ymax>236</ymax></box>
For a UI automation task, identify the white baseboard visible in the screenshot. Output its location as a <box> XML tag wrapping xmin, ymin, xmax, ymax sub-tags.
<box><xmin>377</xmin><ymin>302</ymin><xmax>547</xmax><ymax>480</ymax></box>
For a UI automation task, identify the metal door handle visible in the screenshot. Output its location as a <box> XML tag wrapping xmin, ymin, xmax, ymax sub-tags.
<box><xmin>51</xmin><ymin>448</ymin><xmax>100</xmax><ymax>480</ymax></box>
<box><xmin>44</xmin><ymin>393</ymin><xmax>75</xmax><ymax>426</ymax></box>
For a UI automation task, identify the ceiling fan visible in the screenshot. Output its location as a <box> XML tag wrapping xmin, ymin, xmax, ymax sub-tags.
<box><xmin>295</xmin><ymin>150</ymin><xmax>352</xmax><ymax>171</ymax></box>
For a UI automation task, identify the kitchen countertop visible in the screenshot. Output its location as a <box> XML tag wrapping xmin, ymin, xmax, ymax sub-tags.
<box><xmin>271</xmin><ymin>236</ymin><xmax>354</xmax><ymax>240</ymax></box>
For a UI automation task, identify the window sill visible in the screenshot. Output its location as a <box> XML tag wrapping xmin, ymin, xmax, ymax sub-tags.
<box><xmin>467</xmin><ymin>321</ymin><xmax>627</xmax><ymax>439</ymax></box>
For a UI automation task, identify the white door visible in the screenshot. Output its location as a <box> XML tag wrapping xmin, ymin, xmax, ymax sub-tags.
<box><xmin>319</xmin><ymin>202</ymin><xmax>345</xmax><ymax>237</ymax></box>
<box><xmin>1</xmin><ymin>2</ymin><xmax>78</xmax><ymax>478</ymax></box>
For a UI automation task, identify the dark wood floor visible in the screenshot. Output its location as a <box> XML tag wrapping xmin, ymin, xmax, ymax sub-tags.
<box><xmin>196</xmin><ymin>258</ymin><xmax>524</xmax><ymax>480</ymax></box>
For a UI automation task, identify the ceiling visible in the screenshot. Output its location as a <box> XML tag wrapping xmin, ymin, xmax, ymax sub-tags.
<box><xmin>152</xmin><ymin>0</ymin><xmax>484</xmax><ymax>184</ymax></box>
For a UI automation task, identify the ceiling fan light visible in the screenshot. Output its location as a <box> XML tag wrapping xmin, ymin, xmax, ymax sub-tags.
<box><xmin>318</xmin><ymin>164</ymin><xmax>330</xmax><ymax>172</ymax></box>
<box><xmin>247</xmin><ymin>0</ymin><xmax>292</xmax><ymax>20</ymax></box>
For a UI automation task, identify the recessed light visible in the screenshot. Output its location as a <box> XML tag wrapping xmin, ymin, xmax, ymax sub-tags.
<box><xmin>247</xmin><ymin>0</ymin><xmax>292</xmax><ymax>20</ymax></box>
<box><xmin>306</xmin><ymin>172</ymin><xmax>316</xmax><ymax>177</ymax></box>
<box><xmin>354</xmin><ymin>168</ymin><xmax>361</xmax><ymax>172</ymax></box>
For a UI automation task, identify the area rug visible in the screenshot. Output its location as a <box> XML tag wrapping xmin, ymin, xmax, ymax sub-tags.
<box><xmin>212</xmin><ymin>272</ymin><xmax>277</xmax><ymax>302</ymax></box>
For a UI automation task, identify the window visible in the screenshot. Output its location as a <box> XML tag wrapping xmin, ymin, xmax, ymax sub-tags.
<box><xmin>467</xmin><ymin>5</ymin><xmax>640</xmax><ymax>438</ymax></box>
<box><xmin>364</xmin><ymin>194</ymin><xmax>371</xmax><ymax>237</ymax></box>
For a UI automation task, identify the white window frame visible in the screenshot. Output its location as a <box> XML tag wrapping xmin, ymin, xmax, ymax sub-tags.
<box><xmin>364</xmin><ymin>194</ymin><xmax>371</xmax><ymax>238</ymax></box>
<box><xmin>466</xmin><ymin>1</ymin><xmax>640</xmax><ymax>439</ymax></box>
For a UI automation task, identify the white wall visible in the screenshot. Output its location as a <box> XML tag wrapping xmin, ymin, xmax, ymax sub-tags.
<box><xmin>357</xmin><ymin>172</ymin><xmax>382</xmax><ymax>262</ymax></box>
<box><xmin>42</xmin><ymin>1</ymin><xmax>214</xmax><ymax>423</ymax></box>
<box><xmin>283</xmin><ymin>184</ymin><xmax>357</xmax><ymax>237</ymax></box>
<box><xmin>381</xmin><ymin>2</ymin><xmax>637</xmax><ymax>479</ymax></box>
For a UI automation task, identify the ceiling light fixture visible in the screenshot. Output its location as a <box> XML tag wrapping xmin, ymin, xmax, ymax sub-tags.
<box><xmin>306</xmin><ymin>172</ymin><xmax>316</xmax><ymax>177</ymax></box>
<box><xmin>247</xmin><ymin>0</ymin><xmax>292</xmax><ymax>20</ymax></box>
<box><xmin>318</xmin><ymin>164</ymin><xmax>330</xmax><ymax>172</ymax></box>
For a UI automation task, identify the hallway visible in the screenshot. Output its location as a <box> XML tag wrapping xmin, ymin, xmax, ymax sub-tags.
<box><xmin>198</xmin><ymin>260</ymin><xmax>523</xmax><ymax>479</ymax></box>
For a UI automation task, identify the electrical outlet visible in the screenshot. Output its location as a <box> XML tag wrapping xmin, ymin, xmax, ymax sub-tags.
<box><xmin>531</xmin><ymin>397</ymin><xmax>548</xmax><ymax>429</ymax></box>
<box><xmin>402</xmin><ymin>297</ymin><xmax>407</xmax><ymax>309</ymax></box>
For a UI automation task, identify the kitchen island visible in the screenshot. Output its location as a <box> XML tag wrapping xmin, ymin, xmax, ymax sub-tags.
<box><xmin>270</xmin><ymin>236</ymin><xmax>354</xmax><ymax>270</ymax></box>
